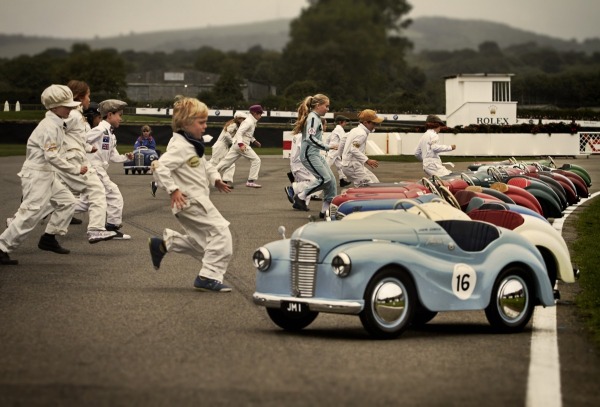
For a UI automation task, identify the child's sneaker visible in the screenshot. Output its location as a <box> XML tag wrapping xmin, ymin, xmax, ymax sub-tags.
<box><xmin>148</xmin><ymin>237</ymin><xmax>166</xmax><ymax>270</ymax></box>
<box><xmin>292</xmin><ymin>194</ymin><xmax>309</xmax><ymax>211</ymax></box>
<box><xmin>284</xmin><ymin>186</ymin><xmax>294</xmax><ymax>203</ymax></box>
<box><xmin>193</xmin><ymin>276</ymin><xmax>232</xmax><ymax>292</ymax></box>
<box><xmin>112</xmin><ymin>231</ymin><xmax>131</xmax><ymax>240</ymax></box>
<box><xmin>87</xmin><ymin>230</ymin><xmax>117</xmax><ymax>244</ymax></box>
<box><xmin>246</xmin><ymin>181</ymin><xmax>262</xmax><ymax>188</ymax></box>
<box><xmin>151</xmin><ymin>181</ymin><xmax>158</xmax><ymax>197</ymax></box>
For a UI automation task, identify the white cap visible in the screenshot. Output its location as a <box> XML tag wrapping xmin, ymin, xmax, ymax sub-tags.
<box><xmin>234</xmin><ymin>111</ymin><xmax>246</xmax><ymax>119</ymax></box>
<box><xmin>41</xmin><ymin>85</ymin><xmax>81</xmax><ymax>109</ymax></box>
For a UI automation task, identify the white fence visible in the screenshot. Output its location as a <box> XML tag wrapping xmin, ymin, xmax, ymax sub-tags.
<box><xmin>283</xmin><ymin>131</ymin><xmax>600</xmax><ymax>157</ymax></box>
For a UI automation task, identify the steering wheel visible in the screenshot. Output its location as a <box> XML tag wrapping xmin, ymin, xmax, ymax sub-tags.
<box><xmin>460</xmin><ymin>172</ymin><xmax>475</xmax><ymax>186</ymax></box>
<box><xmin>420</xmin><ymin>177</ymin><xmax>440</xmax><ymax>195</ymax></box>
<box><xmin>487</xmin><ymin>167</ymin><xmax>505</xmax><ymax>183</ymax></box>
<box><xmin>437</xmin><ymin>185</ymin><xmax>461</xmax><ymax>210</ymax></box>
<box><xmin>393</xmin><ymin>199</ymin><xmax>432</xmax><ymax>220</ymax></box>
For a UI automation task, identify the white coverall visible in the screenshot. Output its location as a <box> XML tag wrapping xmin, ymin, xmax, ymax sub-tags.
<box><xmin>414</xmin><ymin>129</ymin><xmax>454</xmax><ymax>176</ymax></box>
<box><xmin>151</xmin><ymin>132</ymin><xmax>232</xmax><ymax>283</ymax></box>
<box><xmin>80</xmin><ymin>120</ymin><xmax>128</xmax><ymax>226</ymax></box>
<box><xmin>0</xmin><ymin>111</ymin><xmax>79</xmax><ymax>253</ymax></box>
<box><xmin>289</xmin><ymin>133</ymin><xmax>320</xmax><ymax>203</ymax></box>
<box><xmin>215</xmin><ymin>115</ymin><xmax>261</xmax><ymax>181</ymax></box>
<box><xmin>325</xmin><ymin>124</ymin><xmax>347</xmax><ymax>180</ymax></box>
<box><xmin>208</xmin><ymin>121</ymin><xmax>237</xmax><ymax>183</ymax></box>
<box><xmin>51</xmin><ymin>108</ymin><xmax>108</xmax><ymax>231</ymax></box>
<box><xmin>341</xmin><ymin>123</ymin><xmax>379</xmax><ymax>187</ymax></box>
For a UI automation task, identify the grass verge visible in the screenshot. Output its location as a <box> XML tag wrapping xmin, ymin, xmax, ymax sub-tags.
<box><xmin>572</xmin><ymin>196</ymin><xmax>600</xmax><ymax>348</ymax></box>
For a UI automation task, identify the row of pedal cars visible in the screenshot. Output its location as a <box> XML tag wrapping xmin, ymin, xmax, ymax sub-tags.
<box><xmin>252</xmin><ymin>157</ymin><xmax>592</xmax><ymax>339</ymax></box>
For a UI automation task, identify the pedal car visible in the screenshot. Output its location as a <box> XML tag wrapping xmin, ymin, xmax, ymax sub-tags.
<box><xmin>253</xmin><ymin>210</ymin><xmax>555</xmax><ymax>339</ymax></box>
<box><xmin>123</xmin><ymin>146</ymin><xmax>158</xmax><ymax>174</ymax></box>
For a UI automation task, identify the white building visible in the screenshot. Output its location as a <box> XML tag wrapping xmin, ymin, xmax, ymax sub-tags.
<box><xmin>445</xmin><ymin>73</ymin><xmax>517</xmax><ymax>127</ymax></box>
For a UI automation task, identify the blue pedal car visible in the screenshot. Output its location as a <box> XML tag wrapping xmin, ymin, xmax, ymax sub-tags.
<box><xmin>252</xmin><ymin>211</ymin><xmax>555</xmax><ymax>339</ymax></box>
<box><xmin>123</xmin><ymin>146</ymin><xmax>158</xmax><ymax>175</ymax></box>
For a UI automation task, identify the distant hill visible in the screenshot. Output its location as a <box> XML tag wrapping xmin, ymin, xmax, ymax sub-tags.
<box><xmin>0</xmin><ymin>17</ymin><xmax>598</xmax><ymax>59</ymax></box>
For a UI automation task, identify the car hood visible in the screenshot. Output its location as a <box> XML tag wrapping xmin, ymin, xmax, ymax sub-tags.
<box><xmin>291</xmin><ymin>212</ymin><xmax>443</xmax><ymax>259</ymax></box>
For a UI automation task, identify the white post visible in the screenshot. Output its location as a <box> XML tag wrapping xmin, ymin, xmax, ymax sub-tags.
<box><xmin>15</xmin><ymin>101</ymin><xmax>20</xmax><ymax>111</ymax></box>
<box><xmin>3</xmin><ymin>101</ymin><xmax>9</xmax><ymax>111</ymax></box>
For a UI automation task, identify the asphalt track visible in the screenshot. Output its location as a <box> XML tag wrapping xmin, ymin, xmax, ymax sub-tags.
<box><xmin>1</xmin><ymin>153</ymin><xmax>599</xmax><ymax>406</ymax></box>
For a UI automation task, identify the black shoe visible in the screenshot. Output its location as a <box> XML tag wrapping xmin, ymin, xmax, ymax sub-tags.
<box><xmin>287</xmin><ymin>171</ymin><xmax>295</xmax><ymax>183</ymax></box>
<box><xmin>292</xmin><ymin>194</ymin><xmax>309</xmax><ymax>211</ymax></box>
<box><xmin>319</xmin><ymin>212</ymin><xmax>326</xmax><ymax>219</ymax></box>
<box><xmin>151</xmin><ymin>181</ymin><xmax>158</xmax><ymax>197</ymax></box>
<box><xmin>0</xmin><ymin>250</ymin><xmax>18</xmax><ymax>265</ymax></box>
<box><xmin>340</xmin><ymin>179</ymin><xmax>351</xmax><ymax>187</ymax></box>
<box><xmin>284</xmin><ymin>186</ymin><xmax>294</xmax><ymax>203</ymax></box>
<box><xmin>70</xmin><ymin>217</ymin><xmax>83</xmax><ymax>225</ymax></box>
<box><xmin>38</xmin><ymin>234</ymin><xmax>70</xmax><ymax>254</ymax></box>
<box><xmin>105</xmin><ymin>223</ymin><xmax>121</xmax><ymax>232</ymax></box>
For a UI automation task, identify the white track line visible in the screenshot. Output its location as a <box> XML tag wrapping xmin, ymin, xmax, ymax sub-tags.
<box><xmin>526</xmin><ymin>191</ymin><xmax>600</xmax><ymax>407</ymax></box>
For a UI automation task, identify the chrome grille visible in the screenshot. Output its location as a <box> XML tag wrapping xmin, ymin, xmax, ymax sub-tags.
<box><xmin>290</xmin><ymin>239</ymin><xmax>319</xmax><ymax>297</ymax></box>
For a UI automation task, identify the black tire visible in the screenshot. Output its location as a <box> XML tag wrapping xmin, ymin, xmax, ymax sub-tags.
<box><xmin>266</xmin><ymin>306</ymin><xmax>318</xmax><ymax>332</ymax></box>
<box><xmin>359</xmin><ymin>267</ymin><xmax>416</xmax><ymax>339</ymax></box>
<box><xmin>124</xmin><ymin>169</ymin><xmax>129</xmax><ymax>175</ymax></box>
<box><xmin>143</xmin><ymin>169</ymin><xmax>149</xmax><ymax>174</ymax></box>
<box><xmin>485</xmin><ymin>266</ymin><xmax>535</xmax><ymax>333</ymax></box>
<box><xmin>412</xmin><ymin>303</ymin><xmax>438</xmax><ymax>327</ymax></box>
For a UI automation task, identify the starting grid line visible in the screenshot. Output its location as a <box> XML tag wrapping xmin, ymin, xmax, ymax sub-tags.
<box><xmin>526</xmin><ymin>191</ymin><xmax>600</xmax><ymax>407</ymax></box>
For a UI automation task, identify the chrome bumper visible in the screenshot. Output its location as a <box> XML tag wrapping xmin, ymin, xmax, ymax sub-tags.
<box><xmin>253</xmin><ymin>293</ymin><xmax>364</xmax><ymax>314</ymax></box>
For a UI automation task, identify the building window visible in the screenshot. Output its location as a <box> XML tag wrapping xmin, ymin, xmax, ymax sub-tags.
<box><xmin>492</xmin><ymin>81</ymin><xmax>511</xmax><ymax>102</ymax></box>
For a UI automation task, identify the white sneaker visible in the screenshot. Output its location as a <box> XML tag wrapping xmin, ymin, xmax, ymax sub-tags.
<box><xmin>246</xmin><ymin>181</ymin><xmax>262</xmax><ymax>188</ymax></box>
<box><xmin>112</xmin><ymin>231</ymin><xmax>132</xmax><ymax>240</ymax></box>
<box><xmin>6</xmin><ymin>217</ymin><xmax>14</xmax><ymax>228</ymax></box>
<box><xmin>87</xmin><ymin>230</ymin><xmax>117</xmax><ymax>244</ymax></box>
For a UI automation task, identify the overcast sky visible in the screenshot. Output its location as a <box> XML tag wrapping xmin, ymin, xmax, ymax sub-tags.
<box><xmin>1</xmin><ymin>0</ymin><xmax>598</xmax><ymax>41</ymax></box>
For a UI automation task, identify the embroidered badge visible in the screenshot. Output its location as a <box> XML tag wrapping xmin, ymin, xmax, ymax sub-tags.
<box><xmin>352</xmin><ymin>141</ymin><xmax>361</xmax><ymax>148</ymax></box>
<box><xmin>308</xmin><ymin>127</ymin><xmax>316</xmax><ymax>136</ymax></box>
<box><xmin>102</xmin><ymin>136</ymin><xmax>109</xmax><ymax>143</ymax></box>
<box><xmin>45</xmin><ymin>142</ymin><xmax>58</xmax><ymax>152</ymax></box>
<box><xmin>187</xmin><ymin>156</ymin><xmax>200</xmax><ymax>167</ymax></box>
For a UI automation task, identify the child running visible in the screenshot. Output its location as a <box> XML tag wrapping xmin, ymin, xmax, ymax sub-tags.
<box><xmin>148</xmin><ymin>96</ymin><xmax>234</xmax><ymax>292</ymax></box>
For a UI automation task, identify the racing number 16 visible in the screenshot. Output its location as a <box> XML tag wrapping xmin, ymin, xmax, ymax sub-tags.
<box><xmin>452</xmin><ymin>264</ymin><xmax>477</xmax><ymax>300</ymax></box>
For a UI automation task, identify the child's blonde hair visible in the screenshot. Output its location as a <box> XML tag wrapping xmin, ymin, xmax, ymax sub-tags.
<box><xmin>171</xmin><ymin>95</ymin><xmax>208</xmax><ymax>132</ymax></box>
<box><xmin>292</xmin><ymin>93</ymin><xmax>329</xmax><ymax>134</ymax></box>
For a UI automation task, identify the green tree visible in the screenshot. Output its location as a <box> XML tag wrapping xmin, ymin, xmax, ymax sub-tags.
<box><xmin>210</xmin><ymin>69</ymin><xmax>245</xmax><ymax>108</ymax></box>
<box><xmin>61</xmin><ymin>44</ymin><xmax>128</xmax><ymax>99</ymax></box>
<box><xmin>279</xmin><ymin>0</ymin><xmax>413</xmax><ymax>104</ymax></box>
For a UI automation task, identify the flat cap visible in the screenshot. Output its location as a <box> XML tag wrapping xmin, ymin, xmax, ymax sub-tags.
<box><xmin>99</xmin><ymin>99</ymin><xmax>127</xmax><ymax>116</ymax></box>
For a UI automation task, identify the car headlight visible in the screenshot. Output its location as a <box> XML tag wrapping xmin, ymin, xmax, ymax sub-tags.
<box><xmin>331</xmin><ymin>252</ymin><xmax>351</xmax><ymax>277</ymax></box>
<box><xmin>253</xmin><ymin>247</ymin><xmax>271</xmax><ymax>271</ymax></box>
